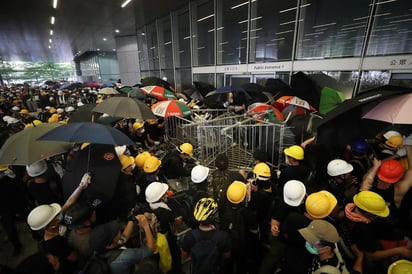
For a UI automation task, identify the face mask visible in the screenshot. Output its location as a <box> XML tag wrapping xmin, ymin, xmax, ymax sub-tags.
<box><xmin>56</xmin><ymin>212</ymin><xmax>63</xmax><ymax>223</ymax></box>
<box><xmin>138</xmin><ymin>129</ymin><xmax>145</xmax><ymax>134</ymax></box>
<box><xmin>131</xmin><ymin>163</ymin><xmax>136</xmax><ymax>170</ymax></box>
<box><xmin>4</xmin><ymin>169</ymin><xmax>16</xmax><ymax>179</ymax></box>
<box><xmin>305</xmin><ymin>241</ymin><xmax>319</xmax><ymax>255</ymax></box>
<box><xmin>58</xmin><ymin>225</ymin><xmax>67</xmax><ymax>236</ymax></box>
<box><xmin>285</xmin><ymin>156</ymin><xmax>291</xmax><ymax>166</ymax></box>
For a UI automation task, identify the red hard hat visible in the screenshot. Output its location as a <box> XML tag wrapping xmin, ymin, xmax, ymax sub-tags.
<box><xmin>377</xmin><ymin>159</ymin><xmax>404</xmax><ymax>184</ymax></box>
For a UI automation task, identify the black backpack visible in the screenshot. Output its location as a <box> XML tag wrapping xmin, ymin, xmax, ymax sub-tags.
<box><xmin>190</xmin><ymin>229</ymin><xmax>221</xmax><ymax>274</ymax></box>
<box><xmin>220</xmin><ymin>206</ymin><xmax>246</xmax><ymax>255</ymax></box>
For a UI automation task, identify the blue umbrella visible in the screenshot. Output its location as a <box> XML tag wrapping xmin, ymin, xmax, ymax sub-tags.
<box><xmin>37</xmin><ymin>122</ymin><xmax>134</xmax><ymax>145</ymax></box>
<box><xmin>216</xmin><ymin>86</ymin><xmax>245</xmax><ymax>93</ymax></box>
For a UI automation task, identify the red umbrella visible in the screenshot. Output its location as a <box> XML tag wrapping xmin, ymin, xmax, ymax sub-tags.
<box><xmin>140</xmin><ymin>85</ymin><xmax>176</xmax><ymax>101</ymax></box>
<box><xmin>247</xmin><ymin>102</ymin><xmax>284</xmax><ymax>121</ymax></box>
<box><xmin>151</xmin><ymin>100</ymin><xmax>192</xmax><ymax>118</ymax></box>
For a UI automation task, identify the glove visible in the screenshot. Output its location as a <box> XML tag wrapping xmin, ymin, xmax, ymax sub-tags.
<box><xmin>79</xmin><ymin>172</ymin><xmax>91</xmax><ymax>189</ymax></box>
<box><xmin>397</xmin><ymin>147</ymin><xmax>407</xmax><ymax>157</ymax></box>
<box><xmin>403</xmin><ymin>134</ymin><xmax>412</xmax><ymax>146</ymax></box>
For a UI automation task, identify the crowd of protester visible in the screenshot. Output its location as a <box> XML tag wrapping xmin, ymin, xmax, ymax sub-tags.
<box><xmin>0</xmin><ymin>83</ymin><xmax>412</xmax><ymax>274</ymax></box>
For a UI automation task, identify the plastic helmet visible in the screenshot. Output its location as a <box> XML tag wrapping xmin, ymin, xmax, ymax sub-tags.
<box><xmin>135</xmin><ymin>151</ymin><xmax>151</xmax><ymax>169</ymax></box>
<box><xmin>179</xmin><ymin>143</ymin><xmax>193</xmax><ymax>156</ymax></box>
<box><xmin>145</xmin><ymin>182</ymin><xmax>169</xmax><ymax>203</ymax></box>
<box><xmin>132</xmin><ymin>122</ymin><xmax>144</xmax><ymax>131</ymax></box>
<box><xmin>193</xmin><ymin>198</ymin><xmax>218</xmax><ymax>222</ymax></box>
<box><xmin>114</xmin><ymin>145</ymin><xmax>127</xmax><ymax>157</ymax></box>
<box><xmin>191</xmin><ymin>165</ymin><xmax>210</xmax><ymax>183</ymax></box>
<box><xmin>385</xmin><ymin>136</ymin><xmax>403</xmax><ymax>148</ymax></box>
<box><xmin>387</xmin><ymin>259</ymin><xmax>412</xmax><ymax>274</ymax></box>
<box><xmin>143</xmin><ymin>156</ymin><xmax>162</xmax><ymax>173</ymax></box>
<box><xmin>284</xmin><ymin>145</ymin><xmax>304</xmax><ymax>160</ymax></box>
<box><xmin>11</xmin><ymin>106</ymin><xmax>20</xmax><ymax>111</ymax></box>
<box><xmin>305</xmin><ymin>190</ymin><xmax>337</xmax><ymax>219</ymax></box>
<box><xmin>66</xmin><ymin>106</ymin><xmax>75</xmax><ymax>112</ymax></box>
<box><xmin>283</xmin><ymin>180</ymin><xmax>306</xmax><ymax>206</ymax></box>
<box><xmin>353</xmin><ymin>191</ymin><xmax>389</xmax><ymax>217</ymax></box>
<box><xmin>25</xmin><ymin>120</ymin><xmax>42</xmax><ymax>128</ymax></box>
<box><xmin>119</xmin><ymin>155</ymin><xmax>135</xmax><ymax>171</ymax></box>
<box><xmin>26</xmin><ymin>160</ymin><xmax>48</xmax><ymax>177</ymax></box>
<box><xmin>27</xmin><ymin>203</ymin><xmax>61</xmax><ymax>231</ymax></box>
<box><xmin>19</xmin><ymin>109</ymin><xmax>29</xmax><ymax>115</ymax></box>
<box><xmin>81</xmin><ymin>143</ymin><xmax>90</xmax><ymax>150</ymax></box>
<box><xmin>0</xmin><ymin>165</ymin><xmax>9</xmax><ymax>172</ymax></box>
<box><xmin>313</xmin><ymin>265</ymin><xmax>341</xmax><ymax>274</ymax></box>
<box><xmin>327</xmin><ymin>159</ymin><xmax>354</xmax><ymax>177</ymax></box>
<box><xmin>351</xmin><ymin>139</ymin><xmax>368</xmax><ymax>154</ymax></box>
<box><xmin>49</xmin><ymin>107</ymin><xmax>57</xmax><ymax>114</ymax></box>
<box><xmin>226</xmin><ymin>181</ymin><xmax>247</xmax><ymax>204</ymax></box>
<box><xmin>253</xmin><ymin>162</ymin><xmax>271</xmax><ymax>180</ymax></box>
<box><xmin>377</xmin><ymin>159</ymin><xmax>404</xmax><ymax>184</ymax></box>
<box><xmin>57</xmin><ymin>108</ymin><xmax>64</xmax><ymax>114</ymax></box>
<box><xmin>383</xmin><ymin>130</ymin><xmax>401</xmax><ymax>140</ymax></box>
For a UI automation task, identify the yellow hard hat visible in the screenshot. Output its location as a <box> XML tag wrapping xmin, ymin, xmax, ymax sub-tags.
<box><xmin>284</xmin><ymin>145</ymin><xmax>304</xmax><ymax>160</ymax></box>
<box><xmin>119</xmin><ymin>155</ymin><xmax>135</xmax><ymax>171</ymax></box>
<box><xmin>253</xmin><ymin>162</ymin><xmax>271</xmax><ymax>180</ymax></box>
<box><xmin>179</xmin><ymin>143</ymin><xmax>193</xmax><ymax>156</ymax></box>
<box><xmin>80</xmin><ymin>143</ymin><xmax>90</xmax><ymax>150</ymax></box>
<box><xmin>132</xmin><ymin>122</ymin><xmax>144</xmax><ymax>131</ymax></box>
<box><xmin>385</xmin><ymin>136</ymin><xmax>403</xmax><ymax>148</ymax></box>
<box><xmin>226</xmin><ymin>181</ymin><xmax>247</xmax><ymax>204</ymax></box>
<box><xmin>19</xmin><ymin>109</ymin><xmax>29</xmax><ymax>115</ymax></box>
<box><xmin>135</xmin><ymin>151</ymin><xmax>151</xmax><ymax>169</ymax></box>
<box><xmin>353</xmin><ymin>191</ymin><xmax>389</xmax><ymax>218</ymax></box>
<box><xmin>0</xmin><ymin>165</ymin><xmax>9</xmax><ymax>172</ymax></box>
<box><xmin>48</xmin><ymin>117</ymin><xmax>58</xmax><ymax>123</ymax></box>
<box><xmin>49</xmin><ymin>107</ymin><xmax>57</xmax><ymax>114</ymax></box>
<box><xmin>305</xmin><ymin>190</ymin><xmax>337</xmax><ymax>219</ymax></box>
<box><xmin>143</xmin><ymin>156</ymin><xmax>162</xmax><ymax>173</ymax></box>
<box><xmin>387</xmin><ymin>259</ymin><xmax>412</xmax><ymax>274</ymax></box>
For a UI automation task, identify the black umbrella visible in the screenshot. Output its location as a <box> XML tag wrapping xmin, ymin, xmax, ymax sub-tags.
<box><xmin>141</xmin><ymin>77</ymin><xmax>171</xmax><ymax>90</ymax></box>
<box><xmin>316</xmin><ymin>85</ymin><xmax>412</xmax><ymax>156</ymax></box>
<box><xmin>62</xmin><ymin>144</ymin><xmax>120</xmax><ymax>201</ymax></box>
<box><xmin>193</xmin><ymin>81</ymin><xmax>216</xmax><ymax>96</ymax></box>
<box><xmin>290</xmin><ymin>71</ymin><xmax>320</xmax><ymax>110</ymax></box>
<box><xmin>67</xmin><ymin>103</ymin><xmax>102</xmax><ymax>123</ymax></box>
<box><xmin>241</xmin><ymin>83</ymin><xmax>269</xmax><ymax>103</ymax></box>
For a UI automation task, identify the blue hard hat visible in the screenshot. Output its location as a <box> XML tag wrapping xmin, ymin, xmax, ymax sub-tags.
<box><xmin>351</xmin><ymin>140</ymin><xmax>368</xmax><ymax>154</ymax></box>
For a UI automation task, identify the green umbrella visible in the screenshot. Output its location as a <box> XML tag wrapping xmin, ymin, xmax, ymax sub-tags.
<box><xmin>0</xmin><ymin>123</ymin><xmax>72</xmax><ymax>165</ymax></box>
<box><xmin>319</xmin><ymin>86</ymin><xmax>345</xmax><ymax>115</ymax></box>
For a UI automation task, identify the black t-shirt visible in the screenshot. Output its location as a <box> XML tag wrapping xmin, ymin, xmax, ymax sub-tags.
<box><xmin>181</xmin><ymin>228</ymin><xmax>231</xmax><ymax>254</ymax></box>
<box><xmin>152</xmin><ymin>207</ymin><xmax>180</xmax><ymax>234</ymax></box>
<box><xmin>278</xmin><ymin>165</ymin><xmax>309</xmax><ymax>187</ymax></box>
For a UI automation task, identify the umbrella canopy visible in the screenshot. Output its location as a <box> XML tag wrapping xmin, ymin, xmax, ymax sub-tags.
<box><xmin>193</xmin><ymin>81</ymin><xmax>216</xmax><ymax>96</ymax></box>
<box><xmin>141</xmin><ymin>77</ymin><xmax>172</xmax><ymax>90</ymax></box>
<box><xmin>319</xmin><ymin>87</ymin><xmax>345</xmax><ymax>115</ymax></box>
<box><xmin>67</xmin><ymin>103</ymin><xmax>101</xmax><ymax>123</ymax></box>
<box><xmin>247</xmin><ymin>102</ymin><xmax>284</xmax><ymax>121</ymax></box>
<box><xmin>0</xmin><ymin>123</ymin><xmax>71</xmax><ymax>165</ymax></box>
<box><xmin>92</xmin><ymin>97</ymin><xmax>155</xmax><ymax>120</ymax></box>
<box><xmin>290</xmin><ymin>71</ymin><xmax>320</xmax><ymax>110</ymax></box>
<box><xmin>140</xmin><ymin>85</ymin><xmax>176</xmax><ymax>101</ymax></box>
<box><xmin>151</xmin><ymin>100</ymin><xmax>192</xmax><ymax>118</ymax></box>
<box><xmin>362</xmin><ymin>93</ymin><xmax>412</xmax><ymax>124</ymax></box>
<box><xmin>98</xmin><ymin>87</ymin><xmax>119</xmax><ymax>95</ymax></box>
<box><xmin>37</xmin><ymin>122</ymin><xmax>134</xmax><ymax>145</ymax></box>
<box><xmin>118</xmin><ymin>86</ymin><xmax>145</xmax><ymax>99</ymax></box>
<box><xmin>62</xmin><ymin>144</ymin><xmax>120</xmax><ymax>201</ymax></box>
<box><xmin>273</xmin><ymin>96</ymin><xmax>316</xmax><ymax>112</ymax></box>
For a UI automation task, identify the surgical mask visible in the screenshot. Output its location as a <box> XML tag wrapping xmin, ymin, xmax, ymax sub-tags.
<box><xmin>131</xmin><ymin>163</ymin><xmax>136</xmax><ymax>170</ymax></box>
<box><xmin>138</xmin><ymin>129</ymin><xmax>145</xmax><ymax>134</ymax></box>
<box><xmin>58</xmin><ymin>225</ymin><xmax>67</xmax><ymax>236</ymax></box>
<box><xmin>285</xmin><ymin>156</ymin><xmax>291</xmax><ymax>166</ymax></box>
<box><xmin>305</xmin><ymin>241</ymin><xmax>318</xmax><ymax>255</ymax></box>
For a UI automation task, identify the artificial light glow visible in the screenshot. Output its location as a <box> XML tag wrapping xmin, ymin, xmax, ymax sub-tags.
<box><xmin>103</xmin><ymin>38</ymin><xmax>107</xmax><ymax>41</ymax></box>
<box><xmin>113</xmin><ymin>49</ymin><xmax>116</xmax><ymax>51</ymax></box>
<box><xmin>48</xmin><ymin>45</ymin><xmax>51</xmax><ymax>49</ymax></box>
<box><xmin>97</xmin><ymin>48</ymin><xmax>100</xmax><ymax>51</ymax></box>
<box><xmin>197</xmin><ymin>14</ymin><xmax>214</xmax><ymax>22</ymax></box>
<box><xmin>231</xmin><ymin>1</ymin><xmax>248</xmax><ymax>9</ymax></box>
<box><xmin>164</xmin><ymin>41</ymin><xmax>172</xmax><ymax>45</ymax></box>
<box><xmin>49</xmin><ymin>38</ymin><xmax>52</xmax><ymax>43</ymax></box>
<box><xmin>121</xmin><ymin>0</ymin><xmax>132</xmax><ymax>8</ymax></box>
<box><xmin>50</xmin><ymin>29</ymin><xmax>54</xmax><ymax>35</ymax></box>
<box><xmin>115</xmin><ymin>29</ymin><xmax>120</xmax><ymax>33</ymax></box>
<box><xmin>53</xmin><ymin>0</ymin><xmax>58</xmax><ymax>9</ymax></box>
<box><xmin>51</xmin><ymin>16</ymin><xmax>55</xmax><ymax>25</ymax></box>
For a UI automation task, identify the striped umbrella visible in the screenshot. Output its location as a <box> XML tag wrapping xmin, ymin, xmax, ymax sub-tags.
<box><xmin>140</xmin><ymin>85</ymin><xmax>176</xmax><ymax>101</ymax></box>
<box><xmin>151</xmin><ymin>100</ymin><xmax>192</xmax><ymax>118</ymax></box>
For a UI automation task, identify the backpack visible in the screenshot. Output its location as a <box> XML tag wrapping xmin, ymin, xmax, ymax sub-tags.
<box><xmin>190</xmin><ymin>229</ymin><xmax>221</xmax><ymax>274</ymax></box>
<box><xmin>210</xmin><ymin>170</ymin><xmax>231</xmax><ymax>205</ymax></box>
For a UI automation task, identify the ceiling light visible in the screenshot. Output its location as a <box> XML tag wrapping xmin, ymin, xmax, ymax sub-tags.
<box><xmin>115</xmin><ymin>29</ymin><xmax>120</xmax><ymax>33</ymax></box>
<box><xmin>112</xmin><ymin>49</ymin><xmax>116</xmax><ymax>51</ymax></box>
<box><xmin>197</xmin><ymin>14</ymin><xmax>214</xmax><ymax>22</ymax></box>
<box><xmin>121</xmin><ymin>0</ymin><xmax>132</xmax><ymax>8</ymax></box>
<box><xmin>231</xmin><ymin>1</ymin><xmax>248</xmax><ymax>10</ymax></box>
<box><xmin>48</xmin><ymin>45</ymin><xmax>52</xmax><ymax>49</ymax></box>
<box><xmin>97</xmin><ymin>48</ymin><xmax>100</xmax><ymax>51</ymax></box>
<box><xmin>50</xmin><ymin>29</ymin><xmax>54</xmax><ymax>35</ymax></box>
<box><xmin>53</xmin><ymin>0</ymin><xmax>58</xmax><ymax>9</ymax></box>
<box><xmin>103</xmin><ymin>38</ymin><xmax>107</xmax><ymax>41</ymax></box>
<box><xmin>51</xmin><ymin>16</ymin><xmax>55</xmax><ymax>25</ymax></box>
<box><xmin>49</xmin><ymin>38</ymin><xmax>52</xmax><ymax>43</ymax></box>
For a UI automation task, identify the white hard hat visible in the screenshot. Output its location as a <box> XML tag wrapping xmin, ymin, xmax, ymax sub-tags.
<box><xmin>7</xmin><ymin>117</ymin><xmax>19</xmax><ymax>124</ymax></box>
<box><xmin>56</xmin><ymin>108</ymin><xmax>64</xmax><ymax>114</ymax></box>
<box><xmin>77</xmin><ymin>102</ymin><xmax>84</xmax><ymax>107</ymax></box>
<box><xmin>27</xmin><ymin>203</ymin><xmax>61</xmax><ymax>230</ymax></box>
<box><xmin>313</xmin><ymin>265</ymin><xmax>341</xmax><ymax>274</ymax></box>
<box><xmin>26</xmin><ymin>160</ymin><xmax>48</xmax><ymax>177</ymax></box>
<box><xmin>191</xmin><ymin>165</ymin><xmax>210</xmax><ymax>183</ymax></box>
<box><xmin>2</xmin><ymin>115</ymin><xmax>12</xmax><ymax>122</ymax></box>
<box><xmin>45</xmin><ymin>106</ymin><xmax>51</xmax><ymax>110</ymax></box>
<box><xmin>11</xmin><ymin>106</ymin><xmax>20</xmax><ymax>111</ymax></box>
<box><xmin>327</xmin><ymin>159</ymin><xmax>353</xmax><ymax>177</ymax></box>
<box><xmin>283</xmin><ymin>180</ymin><xmax>306</xmax><ymax>207</ymax></box>
<box><xmin>114</xmin><ymin>145</ymin><xmax>127</xmax><ymax>157</ymax></box>
<box><xmin>66</xmin><ymin>106</ymin><xmax>75</xmax><ymax>112</ymax></box>
<box><xmin>145</xmin><ymin>182</ymin><xmax>169</xmax><ymax>203</ymax></box>
<box><xmin>383</xmin><ymin>130</ymin><xmax>401</xmax><ymax>140</ymax></box>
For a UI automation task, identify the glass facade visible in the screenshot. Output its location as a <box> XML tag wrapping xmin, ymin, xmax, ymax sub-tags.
<box><xmin>132</xmin><ymin>0</ymin><xmax>412</xmax><ymax>95</ymax></box>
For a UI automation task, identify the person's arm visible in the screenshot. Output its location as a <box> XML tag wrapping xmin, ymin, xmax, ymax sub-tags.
<box><xmin>137</xmin><ymin>214</ymin><xmax>156</xmax><ymax>252</ymax></box>
<box><xmin>351</xmin><ymin>244</ymin><xmax>364</xmax><ymax>274</ymax></box>
<box><xmin>360</xmin><ymin>158</ymin><xmax>381</xmax><ymax>191</ymax></box>
<box><xmin>61</xmin><ymin>172</ymin><xmax>91</xmax><ymax>213</ymax></box>
<box><xmin>365</xmin><ymin>246</ymin><xmax>412</xmax><ymax>261</ymax></box>
<box><xmin>394</xmin><ymin>146</ymin><xmax>412</xmax><ymax>208</ymax></box>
